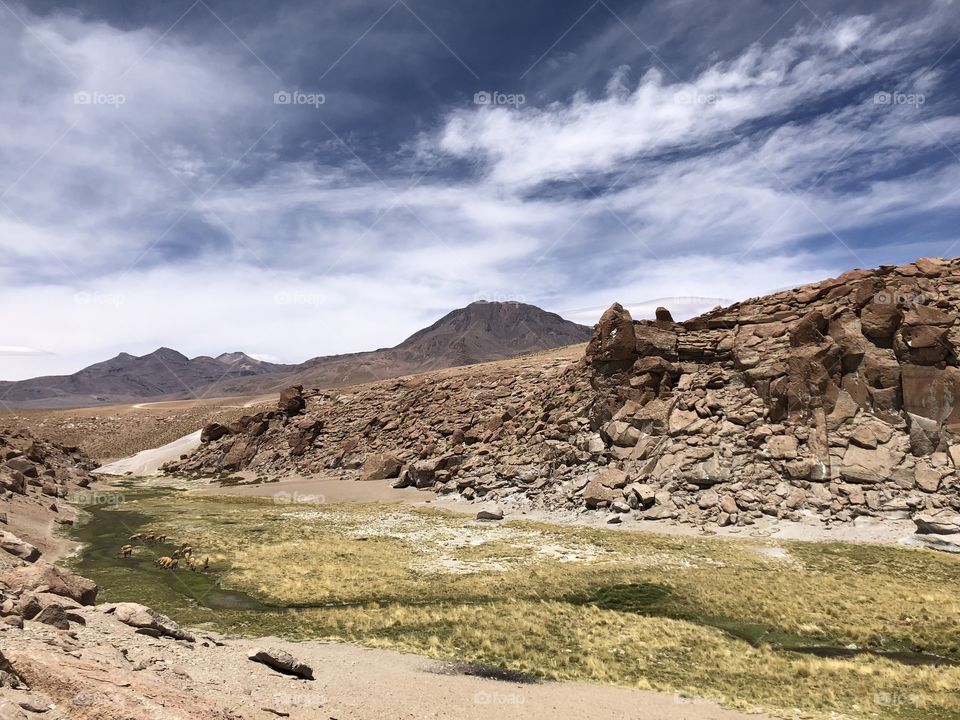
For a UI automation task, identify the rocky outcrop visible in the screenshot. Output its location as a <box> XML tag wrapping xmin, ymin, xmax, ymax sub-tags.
<box><xmin>167</xmin><ymin>258</ymin><xmax>960</xmax><ymax>532</ymax></box>
<box><xmin>0</xmin><ymin>428</ymin><xmax>95</xmax><ymax>563</ymax></box>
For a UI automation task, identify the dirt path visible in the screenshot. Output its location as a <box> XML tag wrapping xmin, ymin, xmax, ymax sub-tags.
<box><xmin>4</xmin><ymin>605</ymin><xmax>773</xmax><ymax>720</ymax></box>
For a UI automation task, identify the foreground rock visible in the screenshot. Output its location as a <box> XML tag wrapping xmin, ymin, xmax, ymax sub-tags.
<box><xmin>0</xmin><ymin>563</ymin><xmax>97</xmax><ymax>605</ymax></box>
<box><xmin>913</xmin><ymin>511</ymin><xmax>960</xmax><ymax>534</ymax></box>
<box><xmin>0</xmin><ymin>533</ymin><xmax>39</xmax><ymax>563</ymax></box>
<box><xmin>247</xmin><ymin>647</ymin><xmax>314</xmax><ymax>679</ymax></box>
<box><xmin>166</xmin><ymin>257</ymin><xmax>960</xmax><ymax>538</ymax></box>
<box><xmin>108</xmin><ymin>601</ymin><xmax>196</xmax><ymax>641</ymax></box>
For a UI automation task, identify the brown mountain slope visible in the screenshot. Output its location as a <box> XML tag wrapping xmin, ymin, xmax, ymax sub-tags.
<box><xmin>170</xmin><ymin>257</ymin><xmax>960</xmax><ymax>537</ymax></box>
<box><xmin>184</xmin><ymin>301</ymin><xmax>593</xmax><ymax>398</ymax></box>
<box><xmin>0</xmin><ymin>302</ymin><xmax>590</xmax><ymax>409</ymax></box>
<box><xmin>0</xmin><ymin>349</ymin><xmax>291</xmax><ymax>409</ymax></box>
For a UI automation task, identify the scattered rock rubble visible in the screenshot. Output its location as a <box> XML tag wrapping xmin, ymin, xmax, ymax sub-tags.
<box><xmin>168</xmin><ymin>258</ymin><xmax>960</xmax><ymax>540</ymax></box>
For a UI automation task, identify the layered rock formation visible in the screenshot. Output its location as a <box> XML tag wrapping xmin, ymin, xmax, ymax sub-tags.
<box><xmin>168</xmin><ymin>258</ymin><xmax>960</xmax><ymax>529</ymax></box>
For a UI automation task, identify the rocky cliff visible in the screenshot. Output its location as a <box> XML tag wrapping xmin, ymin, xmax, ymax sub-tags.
<box><xmin>168</xmin><ymin>258</ymin><xmax>960</xmax><ymax>531</ymax></box>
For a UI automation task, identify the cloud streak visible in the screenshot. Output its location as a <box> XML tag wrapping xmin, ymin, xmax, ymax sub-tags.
<box><xmin>0</xmin><ymin>0</ymin><xmax>959</xmax><ymax>380</ymax></box>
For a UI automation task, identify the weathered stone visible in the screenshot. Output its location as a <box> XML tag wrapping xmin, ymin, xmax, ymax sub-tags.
<box><xmin>655</xmin><ymin>307</ymin><xmax>674</xmax><ymax>323</ymax></box>
<box><xmin>766</xmin><ymin>435</ymin><xmax>798</xmax><ymax>459</ymax></box>
<box><xmin>915</xmin><ymin>465</ymin><xmax>942</xmax><ymax>493</ymax></box>
<box><xmin>359</xmin><ymin>453</ymin><xmax>402</xmax><ymax>481</ymax></box>
<box><xmin>586</xmin><ymin>303</ymin><xmax>637</xmax><ymax>372</ymax></box>
<box><xmin>579</xmin><ymin>477</ymin><xmax>621</xmax><ymax>508</ymax></box>
<box><xmin>111</xmin><ymin>602</ymin><xmax>195</xmax><ymax>641</ymax></box>
<box><xmin>278</xmin><ymin>385</ymin><xmax>306</xmax><ymax>416</ymax></box>
<box><xmin>248</xmin><ymin>647</ymin><xmax>314</xmax><ymax>680</ymax></box>
<box><xmin>0</xmin><ymin>563</ymin><xmax>96</xmax><ymax>605</ymax></box>
<box><xmin>0</xmin><ymin>532</ymin><xmax>40</xmax><ymax>563</ymax></box>
<box><xmin>839</xmin><ymin>445</ymin><xmax>895</xmax><ymax>484</ymax></box>
<box><xmin>698</xmin><ymin>490</ymin><xmax>719</xmax><ymax>509</ymax></box>
<box><xmin>476</xmin><ymin>506</ymin><xmax>504</xmax><ymax>521</ymax></box>
<box><xmin>860</xmin><ymin>301</ymin><xmax>901</xmax><ymax>344</ymax></box>
<box><xmin>200</xmin><ymin>423</ymin><xmax>231</xmax><ymax>443</ymax></box>
<box><xmin>914</xmin><ymin>512</ymin><xmax>960</xmax><ymax>535</ymax></box>
<box><xmin>33</xmin><ymin>603</ymin><xmax>69</xmax><ymax>630</ymax></box>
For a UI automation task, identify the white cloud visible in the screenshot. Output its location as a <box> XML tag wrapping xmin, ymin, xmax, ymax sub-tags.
<box><xmin>1</xmin><ymin>2</ymin><xmax>959</xmax><ymax>382</ymax></box>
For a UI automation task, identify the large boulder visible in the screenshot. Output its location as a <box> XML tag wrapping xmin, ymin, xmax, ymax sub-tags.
<box><xmin>0</xmin><ymin>471</ymin><xmax>26</xmax><ymax>495</ymax></box>
<box><xmin>0</xmin><ymin>563</ymin><xmax>96</xmax><ymax>605</ymax></box>
<box><xmin>33</xmin><ymin>603</ymin><xmax>70</xmax><ymax>630</ymax></box>
<box><xmin>586</xmin><ymin>303</ymin><xmax>637</xmax><ymax>372</ymax></box>
<box><xmin>247</xmin><ymin>647</ymin><xmax>314</xmax><ymax>680</ymax></box>
<box><xmin>200</xmin><ymin>423</ymin><xmax>231</xmax><ymax>443</ymax></box>
<box><xmin>359</xmin><ymin>453</ymin><xmax>402</xmax><ymax>481</ymax></box>
<box><xmin>278</xmin><ymin>385</ymin><xmax>306</xmax><ymax>416</ymax></box>
<box><xmin>634</xmin><ymin>324</ymin><xmax>679</xmax><ymax>361</ymax></box>
<box><xmin>839</xmin><ymin>444</ymin><xmax>896</xmax><ymax>484</ymax></box>
<box><xmin>901</xmin><ymin>365</ymin><xmax>960</xmax><ymax>431</ymax></box>
<box><xmin>0</xmin><ymin>532</ymin><xmax>40</xmax><ymax>563</ymax></box>
<box><xmin>860</xmin><ymin>302</ymin><xmax>902</xmax><ymax>345</ymax></box>
<box><xmin>579</xmin><ymin>468</ymin><xmax>627</xmax><ymax>508</ymax></box>
<box><xmin>913</xmin><ymin>512</ymin><xmax>960</xmax><ymax>535</ymax></box>
<box><xmin>110</xmin><ymin>602</ymin><xmax>195</xmax><ymax>641</ymax></box>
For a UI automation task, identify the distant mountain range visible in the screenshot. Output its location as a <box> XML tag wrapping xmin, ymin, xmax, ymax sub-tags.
<box><xmin>0</xmin><ymin>301</ymin><xmax>592</xmax><ymax>408</ymax></box>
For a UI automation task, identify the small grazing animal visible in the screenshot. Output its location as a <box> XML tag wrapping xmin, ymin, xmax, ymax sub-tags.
<box><xmin>118</xmin><ymin>544</ymin><xmax>134</xmax><ymax>558</ymax></box>
<box><xmin>154</xmin><ymin>556</ymin><xmax>178</xmax><ymax>570</ymax></box>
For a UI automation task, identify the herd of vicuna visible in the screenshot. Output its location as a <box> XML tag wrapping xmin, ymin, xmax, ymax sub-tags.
<box><xmin>118</xmin><ymin>532</ymin><xmax>210</xmax><ymax>573</ymax></box>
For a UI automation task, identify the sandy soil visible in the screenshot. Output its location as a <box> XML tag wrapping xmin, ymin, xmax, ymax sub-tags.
<box><xmin>93</xmin><ymin>430</ymin><xmax>203</xmax><ymax>477</ymax></box>
<box><xmin>2</xmin><ymin>605</ymin><xmax>771</xmax><ymax>720</ymax></box>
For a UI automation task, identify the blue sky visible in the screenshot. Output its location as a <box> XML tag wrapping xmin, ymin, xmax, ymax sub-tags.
<box><xmin>1</xmin><ymin>0</ymin><xmax>959</xmax><ymax>379</ymax></box>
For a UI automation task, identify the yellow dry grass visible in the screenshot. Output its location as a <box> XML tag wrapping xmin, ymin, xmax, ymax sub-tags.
<box><xmin>123</xmin><ymin>494</ymin><xmax>960</xmax><ymax>720</ymax></box>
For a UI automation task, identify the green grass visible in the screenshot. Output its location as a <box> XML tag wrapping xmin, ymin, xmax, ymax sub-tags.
<box><xmin>68</xmin><ymin>489</ymin><xmax>960</xmax><ymax>720</ymax></box>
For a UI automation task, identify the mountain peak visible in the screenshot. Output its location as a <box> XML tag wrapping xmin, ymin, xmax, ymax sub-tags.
<box><xmin>146</xmin><ymin>347</ymin><xmax>190</xmax><ymax>362</ymax></box>
<box><xmin>217</xmin><ymin>351</ymin><xmax>258</xmax><ymax>365</ymax></box>
<box><xmin>393</xmin><ymin>301</ymin><xmax>592</xmax><ymax>368</ymax></box>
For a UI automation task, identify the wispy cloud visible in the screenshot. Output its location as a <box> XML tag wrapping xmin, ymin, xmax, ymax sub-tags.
<box><xmin>0</xmin><ymin>1</ymin><xmax>958</xmax><ymax>380</ymax></box>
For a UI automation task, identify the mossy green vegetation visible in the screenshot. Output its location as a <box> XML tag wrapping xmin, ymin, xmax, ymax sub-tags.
<box><xmin>69</xmin><ymin>488</ymin><xmax>960</xmax><ymax>719</ymax></box>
